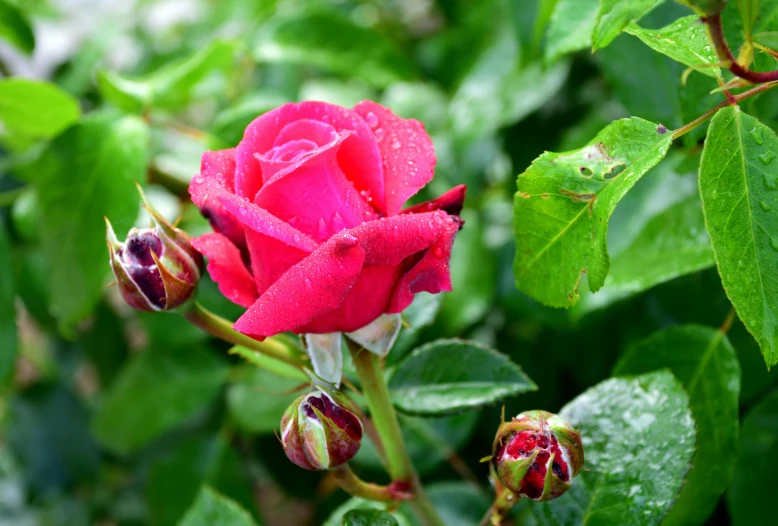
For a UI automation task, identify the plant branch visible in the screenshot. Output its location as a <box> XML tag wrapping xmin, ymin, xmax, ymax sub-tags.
<box><xmin>182</xmin><ymin>301</ymin><xmax>302</xmax><ymax>367</ymax></box>
<box><xmin>347</xmin><ymin>342</ymin><xmax>444</xmax><ymax>526</ymax></box>
<box><xmin>673</xmin><ymin>80</ymin><xmax>778</xmax><ymax>139</ymax></box>
<box><xmin>705</xmin><ymin>13</ymin><xmax>778</xmax><ymax>83</ymax></box>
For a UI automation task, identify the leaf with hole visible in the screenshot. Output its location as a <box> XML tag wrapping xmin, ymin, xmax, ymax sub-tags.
<box><xmin>514</xmin><ymin>117</ymin><xmax>673</xmax><ymax>308</ymax></box>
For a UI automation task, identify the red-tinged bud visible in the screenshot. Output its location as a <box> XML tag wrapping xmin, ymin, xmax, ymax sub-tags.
<box><xmin>106</xmin><ymin>186</ymin><xmax>203</xmax><ymax>311</ymax></box>
<box><xmin>280</xmin><ymin>386</ymin><xmax>363</xmax><ymax>471</ymax></box>
<box><xmin>492</xmin><ymin>410</ymin><xmax>583</xmax><ymax>501</ymax></box>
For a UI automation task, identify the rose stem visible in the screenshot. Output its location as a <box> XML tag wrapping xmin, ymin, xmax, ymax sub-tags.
<box><xmin>348</xmin><ymin>343</ymin><xmax>444</xmax><ymax>526</ymax></box>
<box><xmin>182</xmin><ymin>301</ymin><xmax>302</xmax><ymax>367</ymax></box>
<box><xmin>331</xmin><ymin>464</ymin><xmax>410</xmax><ymax>502</ymax></box>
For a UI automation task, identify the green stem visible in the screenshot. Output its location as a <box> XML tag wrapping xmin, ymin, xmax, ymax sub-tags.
<box><xmin>348</xmin><ymin>344</ymin><xmax>444</xmax><ymax>526</ymax></box>
<box><xmin>182</xmin><ymin>301</ymin><xmax>302</xmax><ymax>367</ymax></box>
<box><xmin>332</xmin><ymin>464</ymin><xmax>411</xmax><ymax>502</ymax></box>
<box><xmin>479</xmin><ymin>486</ymin><xmax>520</xmax><ymax>526</ymax></box>
<box><xmin>672</xmin><ymin>80</ymin><xmax>778</xmax><ymax>139</ymax></box>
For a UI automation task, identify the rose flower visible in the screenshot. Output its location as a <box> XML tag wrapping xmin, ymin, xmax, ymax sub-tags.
<box><xmin>189</xmin><ymin>101</ymin><xmax>465</xmax><ymax>339</ymax></box>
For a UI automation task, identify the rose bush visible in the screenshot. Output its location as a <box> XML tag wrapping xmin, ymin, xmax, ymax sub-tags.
<box><xmin>189</xmin><ymin>100</ymin><xmax>465</xmax><ymax>339</ymax></box>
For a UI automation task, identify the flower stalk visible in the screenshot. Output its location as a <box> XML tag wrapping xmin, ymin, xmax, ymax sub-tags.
<box><xmin>182</xmin><ymin>301</ymin><xmax>302</xmax><ymax>367</ymax></box>
<box><xmin>347</xmin><ymin>342</ymin><xmax>444</xmax><ymax>526</ymax></box>
<box><xmin>331</xmin><ymin>464</ymin><xmax>413</xmax><ymax>502</ymax></box>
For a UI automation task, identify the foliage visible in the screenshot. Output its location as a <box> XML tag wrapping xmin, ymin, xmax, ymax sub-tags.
<box><xmin>2</xmin><ymin>0</ymin><xmax>778</xmax><ymax>525</ymax></box>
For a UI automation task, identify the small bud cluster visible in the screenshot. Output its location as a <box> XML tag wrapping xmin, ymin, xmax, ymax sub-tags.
<box><xmin>280</xmin><ymin>386</ymin><xmax>363</xmax><ymax>471</ymax></box>
<box><xmin>492</xmin><ymin>410</ymin><xmax>583</xmax><ymax>501</ymax></box>
<box><xmin>106</xmin><ymin>188</ymin><xmax>203</xmax><ymax>311</ymax></box>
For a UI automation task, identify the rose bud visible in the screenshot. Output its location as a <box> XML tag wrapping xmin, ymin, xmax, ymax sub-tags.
<box><xmin>188</xmin><ymin>100</ymin><xmax>466</xmax><ymax>340</ymax></box>
<box><xmin>280</xmin><ymin>386</ymin><xmax>363</xmax><ymax>471</ymax></box>
<box><xmin>106</xmin><ymin>192</ymin><xmax>204</xmax><ymax>311</ymax></box>
<box><xmin>492</xmin><ymin>410</ymin><xmax>583</xmax><ymax>501</ymax></box>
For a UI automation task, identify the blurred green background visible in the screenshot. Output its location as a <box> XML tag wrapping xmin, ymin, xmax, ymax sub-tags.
<box><xmin>1</xmin><ymin>0</ymin><xmax>777</xmax><ymax>524</ymax></box>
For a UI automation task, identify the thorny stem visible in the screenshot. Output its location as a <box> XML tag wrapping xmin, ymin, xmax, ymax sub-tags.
<box><xmin>182</xmin><ymin>301</ymin><xmax>302</xmax><ymax>367</ymax></box>
<box><xmin>331</xmin><ymin>464</ymin><xmax>412</xmax><ymax>502</ymax></box>
<box><xmin>672</xmin><ymin>81</ymin><xmax>778</xmax><ymax>139</ymax></box>
<box><xmin>705</xmin><ymin>13</ymin><xmax>778</xmax><ymax>84</ymax></box>
<box><xmin>348</xmin><ymin>342</ymin><xmax>444</xmax><ymax>526</ymax></box>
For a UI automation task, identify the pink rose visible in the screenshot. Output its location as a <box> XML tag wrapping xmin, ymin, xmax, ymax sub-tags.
<box><xmin>189</xmin><ymin>100</ymin><xmax>465</xmax><ymax>339</ymax></box>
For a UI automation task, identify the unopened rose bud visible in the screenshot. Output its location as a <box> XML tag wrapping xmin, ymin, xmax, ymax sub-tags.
<box><xmin>492</xmin><ymin>410</ymin><xmax>583</xmax><ymax>501</ymax></box>
<box><xmin>280</xmin><ymin>386</ymin><xmax>363</xmax><ymax>471</ymax></box>
<box><xmin>106</xmin><ymin>188</ymin><xmax>203</xmax><ymax>311</ymax></box>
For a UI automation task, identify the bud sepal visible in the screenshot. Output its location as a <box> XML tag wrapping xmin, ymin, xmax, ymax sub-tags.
<box><xmin>280</xmin><ymin>385</ymin><xmax>363</xmax><ymax>471</ymax></box>
<box><xmin>492</xmin><ymin>410</ymin><xmax>584</xmax><ymax>501</ymax></box>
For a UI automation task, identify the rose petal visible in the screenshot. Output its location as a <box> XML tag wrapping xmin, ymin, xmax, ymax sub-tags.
<box><xmin>192</xmin><ymin>233</ymin><xmax>257</xmax><ymax>308</ymax></box>
<box><xmin>354</xmin><ymin>101</ymin><xmax>436</xmax><ymax>215</ymax></box>
<box><xmin>274</xmin><ymin>119</ymin><xmax>338</xmax><ymax>148</ymax></box>
<box><xmin>347</xmin><ymin>210</ymin><xmax>460</xmax><ymax>266</ymax></box>
<box><xmin>190</xmin><ymin>175</ymin><xmax>319</xmax><ymax>253</ymax></box>
<box><xmin>235</xmin><ymin>101</ymin><xmax>385</xmax><ymax>211</ymax></box>
<box><xmin>255</xmin><ymin>131</ymin><xmax>377</xmax><ymax>241</ymax></box>
<box><xmin>244</xmin><ymin>230</ymin><xmax>310</xmax><ymax>296</ymax></box>
<box><xmin>388</xmin><ymin>223</ymin><xmax>458</xmax><ymax>313</ymax></box>
<box><xmin>233</xmin><ymin>233</ymin><xmax>366</xmax><ymax>339</ymax></box>
<box><xmin>299</xmin><ymin>265</ymin><xmax>401</xmax><ymax>334</ymax></box>
<box><xmin>192</xmin><ymin>149</ymin><xmax>247</xmax><ymax>249</ymax></box>
<box><xmin>401</xmin><ymin>184</ymin><xmax>467</xmax><ymax>217</ymax></box>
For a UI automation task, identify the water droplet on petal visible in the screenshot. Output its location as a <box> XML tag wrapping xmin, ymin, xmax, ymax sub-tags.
<box><xmin>391</xmin><ymin>139</ymin><xmax>402</xmax><ymax>150</ymax></box>
<box><xmin>304</xmin><ymin>278</ymin><xmax>312</xmax><ymax>288</ymax></box>
<box><xmin>318</xmin><ymin>218</ymin><xmax>328</xmax><ymax>239</ymax></box>
<box><xmin>375</xmin><ymin>128</ymin><xmax>386</xmax><ymax>142</ymax></box>
<box><xmin>365</xmin><ymin>111</ymin><xmax>379</xmax><ymax>129</ymax></box>
<box><xmin>238</xmin><ymin>205</ymin><xmax>248</xmax><ymax>216</ymax></box>
<box><xmin>193</xmin><ymin>175</ymin><xmax>204</xmax><ymax>184</ymax></box>
<box><xmin>293</xmin><ymin>233</ymin><xmax>301</xmax><ymax>243</ymax></box>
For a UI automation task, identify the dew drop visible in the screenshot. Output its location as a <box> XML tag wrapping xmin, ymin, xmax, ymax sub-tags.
<box><xmin>760</xmin><ymin>200</ymin><xmax>772</xmax><ymax>211</ymax></box>
<box><xmin>238</xmin><ymin>205</ymin><xmax>248</xmax><ymax>216</ymax></box>
<box><xmin>304</xmin><ymin>278</ymin><xmax>312</xmax><ymax>288</ymax></box>
<box><xmin>391</xmin><ymin>139</ymin><xmax>402</xmax><ymax>150</ymax></box>
<box><xmin>738</xmin><ymin>260</ymin><xmax>746</xmax><ymax>268</ymax></box>
<box><xmin>750</xmin><ymin>127</ymin><xmax>765</xmax><ymax>145</ymax></box>
<box><xmin>433</xmin><ymin>246</ymin><xmax>444</xmax><ymax>258</ymax></box>
<box><xmin>318</xmin><ymin>218</ymin><xmax>328</xmax><ymax>239</ymax></box>
<box><xmin>375</xmin><ymin>128</ymin><xmax>386</xmax><ymax>141</ymax></box>
<box><xmin>772</xmin><ymin>238</ymin><xmax>778</xmax><ymax>251</ymax></box>
<box><xmin>764</xmin><ymin>174</ymin><xmax>778</xmax><ymax>190</ymax></box>
<box><xmin>193</xmin><ymin>175</ymin><xmax>204</xmax><ymax>184</ymax></box>
<box><xmin>293</xmin><ymin>233</ymin><xmax>301</xmax><ymax>243</ymax></box>
<box><xmin>759</xmin><ymin>151</ymin><xmax>776</xmax><ymax>165</ymax></box>
<box><xmin>433</xmin><ymin>213</ymin><xmax>445</xmax><ymax>224</ymax></box>
<box><xmin>365</xmin><ymin>111</ymin><xmax>379</xmax><ymax>129</ymax></box>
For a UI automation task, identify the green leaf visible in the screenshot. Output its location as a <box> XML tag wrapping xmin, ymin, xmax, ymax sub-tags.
<box><xmin>324</xmin><ymin>499</ymin><xmax>411</xmax><ymax>526</ymax></box>
<box><xmin>0</xmin><ymin>78</ymin><xmax>80</xmax><ymax>140</ymax></box>
<box><xmin>614</xmin><ymin>325</ymin><xmax>740</xmax><ymax>526</ymax></box>
<box><xmin>513</xmin><ymin>117</ymin><xmax>674</xmax><ymax>308</ymax></box>
<box><xmin>532</xmin><ymin>371</ymin><xmax>696</xmax><ymax>525</ymax></box>
<box><xmin>699</xmin><ymin>106</ymin><xmax>778</xmax><ymax>367</ymax></box>
<box><xmin>450</xmin><ymin>23</ymin><xmax>569</xmax><ymax>139</ymax></box>
<box><xmin>593</xmin><ymin>0</ymin><xmax>667</xmax><ymax>51</ymax></box>
<box><xmin>0</xmin><ymin>219</ymin><xmax>16</xmax><ymax>386</ymax></box>
<box><xmin>0</xmin><ymin>0</ymin><xmax>34</xmax><ymax>54</ymax></box>
<box><xmin>726</xmin><ymin>390</ymin><xmax>778</xmax><ymax>526</ymax></box>
<box><xmin>577</xmin><ymin>155</ymin><xmax>714</xmax><ymax>311</ymax></box>
<box><xmin>97</xmin><ymin>40</ymin><xmax>236</xmax><ymax>112</ymax></box>
<box><xmin>388</xmin><ymin>339</ymin><xmax>536</xmax><ymax>416</ymax></box>
<box><xmin>737</xmin><ymin>0</ymin><xmax>761</xmax><ymax>38</ymax></box>
<box><xmin>147</xmin><ymin>435</ymin><xmax>258</xmax><ymax>526</ymax></box>
<box><xmin>544</xmin><ymin>0</ymin><xmax>599</xmax><ymax>63</ymax></box>
<box><xmin>254</xmin><ymin>10</ymin><xmax>414</xmax><ymax>88</ymax></box>
<box><xmin>226</xmin><ymin>366</ymin><xmax>303</xmax><ymax>435</ymax></box>
<box><xmin>343</xmin><ymin>509</ymin><xmax>399</xmax><ymax>526</ymax></box>
<box><xmin>179</xmin><ymin>486</ymin><xmax>258</xmax><ymax>526</ymax></box>
<box><xmin>33</xmin><ymin>112</ymin><xmax>148</xmax><ymax>332</ymax></box>
<box><xmin>91</xmin><ymin>346</ymin><xmax>229</xmax><ymax>455</ymax></box>
<box><xmin>624</xmin><ymin>16</ymin><xmax>721</xmax><ymax>78</ymax></box>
